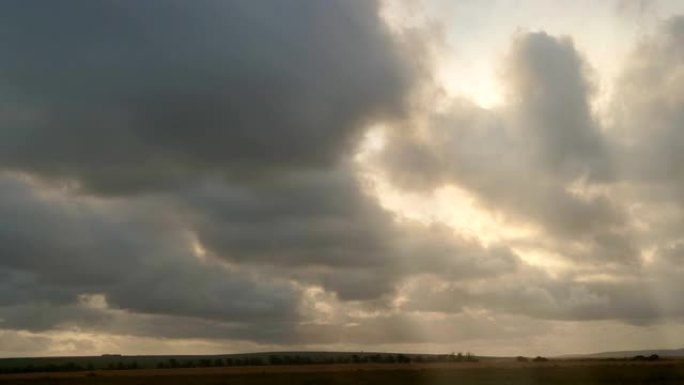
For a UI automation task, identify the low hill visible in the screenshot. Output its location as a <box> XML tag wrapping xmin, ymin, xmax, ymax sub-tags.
<box><xmin>561</xmin><ymin>348</ymin><xmax>684</xmax><ymax>359</ymax></box>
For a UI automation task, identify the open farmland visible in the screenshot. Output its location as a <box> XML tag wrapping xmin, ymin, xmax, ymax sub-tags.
<box><xmin>2</xmin><ymin>360</ymin><xmax>684</xmax><ymax>385</ymax></box>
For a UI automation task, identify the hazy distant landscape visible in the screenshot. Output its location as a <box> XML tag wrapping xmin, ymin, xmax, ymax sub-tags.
<box><xmin>2</xmin><ymin>355</ymin><xmax>684</xmax><ymax>385</ymax></box>
<box><xmin>0</xmin><ymin>351</ymin><xmax>474</xmax><ymax>373</ymax></box>
<box><xmin>2</xmin><ymin>351</ymin><xmax>684</xmax><ymax>384</ymax></box>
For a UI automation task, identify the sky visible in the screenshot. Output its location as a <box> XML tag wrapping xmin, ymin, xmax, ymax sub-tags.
<box><xmin>1</xmin><ymin>0</ymin><xmax>684</xmax><ymax>358</ymax></box>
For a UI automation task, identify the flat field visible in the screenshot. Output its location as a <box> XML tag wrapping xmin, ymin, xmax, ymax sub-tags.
<box><xmin>2</xmin><ymin>360</ymin><xmax>684</xmax><ymax>385</ymax></box>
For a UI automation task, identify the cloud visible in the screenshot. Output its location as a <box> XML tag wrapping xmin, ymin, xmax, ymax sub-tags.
<box><xmin>0</xmin><ymin>174</ymin><xmax>300</xmax><ymax>327</ymax></box>
<box><xmin>372</xmin><ymin>32</ymin><xmax>630</xmax><ymax>267</ymax></box>
<box><xmin>611</xmin><ymin>16</ymin><xmax>684</xmax><ymax>188</ymax></box>
<box><xmin>0</xmin><ymin>330</ymin><xmax>52</xmax><ymax>357</ymax></box>
<box><xmin>503</xmin><ymin>32</ymin><xmax>611</xmax><ymax>179</ymax></box>
<box><xmin>0</xmin><ymin>0</ymin><xmax>521</xmax><ymax>348</ymax></box>
<box><xmin>398</xmin><ymin>272</ymin><xmax>674</xmax><ymax>324</ymax></box>
<box><xmin>175</xmin><ymin>164</ymin><xmax>520</xmax><ymax>300</ymax></box>
<box><xmin>0</xmin><ymin>0</ymin><xmax>414</xmax><ymax>194</ymax></box>
<box><xmin>360</xmin><ymin>23</ymin><xmax>684</xmax><ymax>327</ymax></box>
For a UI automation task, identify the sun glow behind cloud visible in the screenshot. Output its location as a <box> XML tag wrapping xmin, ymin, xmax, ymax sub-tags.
<box><xmin>382</xmin><ymin>0</ymin><xmax>680</xmax><ymax>113</ymax></box>
<box><xmin>359</xmin><ymin>156</ymin><xmax>532</xmax><ymax>247</ymax></box>
<box><xmin>355</xmin><ymin>127</ymin><xmax>577</xmax><ymax>276</ymax></box>
<box><xmin>367</xmin><ymin>0</ymin><xmax>684</xmax><ymax>279</ymax></box>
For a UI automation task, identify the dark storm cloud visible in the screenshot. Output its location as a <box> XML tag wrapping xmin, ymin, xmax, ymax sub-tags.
<box><xmin>0</xmin><ymin>0</ymin><xmax>519</xmax><ymax>343</ymax></box>
<box><xmin>0</xmin><ymin>0</ymin><xmax>412</xmax><ymax>194</ymax></box>
<box><xmin>181</xmin><ymin>165</ymin><xmax>519</xmax><ymax>300</ymax></box>
<box><xmin>0</xmin><ymin>175</ymin><xmax>299</xmax><ymax>326</ymax></box>
<box><xmin>0</xmin><ymin>302</ymin><xmax>298</xmax><ymax>344</ymax></box>
<box><xmin>0</xmin><ymin>299</ymin><xmax>546</xmax><ymax>346</ymax></box>
<box><xmin>0</xmin><ymin>167</ymin><xmax>520</xmax><ymax>327</ymax></box>
<box><xmin>0</xmin><ymin>0</ymin><xmax>428</xmax><ymax>343</ymax></box>
<box><xmin>183</xmin><ymin>168</ymin><xmax>394</xmax><ymax>269</ymax></box>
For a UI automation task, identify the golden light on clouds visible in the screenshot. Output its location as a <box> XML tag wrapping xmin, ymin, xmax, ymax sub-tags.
<box><xmin>356</xmin><ymin>127</ymin><xmax>569</xmax><ymax>274</ymax></box>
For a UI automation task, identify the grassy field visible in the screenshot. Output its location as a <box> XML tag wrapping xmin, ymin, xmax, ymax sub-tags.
<box><xmin>2</xmin><ymin>360</ymin><xmax>684</xmax><ymax>385</ymax></box>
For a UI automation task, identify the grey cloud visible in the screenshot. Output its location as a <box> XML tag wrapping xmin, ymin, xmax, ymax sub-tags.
<box><xmin>0</xmin><ymin>174</ymin><xmax>299</xmax><ymax>326</ymax></box>
<box><xmin>294</xmin><ymin>312</ymin><xmax>548</xmax><ymax>345</ymax></box>
<box><xmin>374</xmin><ymin>32</ymin><xmax>631</xmax><ymax>264</ymax></box>
<box><xmin>0</xmin><ymin>300</ymin><xmax>547</xmax><ymax>347</ymax></box>
<box><xmin>376</xmin><ymin>20</ymin><xmax>684</xmax><ymax>322</ymax></box>
<box><xmin>182</xmin><ymin>165</ymin><xmax>520</xmax><ymax>300</ymax></box>
<box><xmin>0</xmin><ymin>303</ymin><xmax>296</xmax><ymax>344</ymax></box>
<box><xmin>185</xmin><ymin>168</ymin><xmax>395</xmax><ymax>269</ymax></box>
<box><xmin>505</xmin><ymin>32</ymin><xmax>611</xmax><ymax>180</ymax></box>
<box><xmin>398</xmin><ymin>249</ymin><xmax>684</xmax><ymax>325</ymax></box>
<box><xmin>381</xmin><ymin>32</ymin><xmax>611</xmax><ymax>187</ymax></box>
<box><xmin>315</xmin><ymin>269</ymin><xmax>397</xmax><ymax>302</ymax></box>
<box><xmin>611</xmin><ymin>16</ymin><xmax>684</xmax><ymax>191</ymax></box>
<box><xmin>614</xmin><ymin>0</ymin><xmax>656</xmax><ymax>22</ymax></box>
<box><xmin>0</xmin><ymin>269</ymin><xmax>74</xmax><ymax>307</ymax></box>
<box><xmin>400</xmin><ymin>277</ymin><xmax>650</xmax><ymax>323</ymax></box>
<box><xmin>0</xmin><ymin>330</ymin><xmax>52</xmax><ymax>356</ymax></box>
<box><xmin>0</xmin><ymin>167</ymin><xmax>520</xmax><ymax>342</ymax></box>
<box><xmin>0</xmin><ymin>0</ymin><xmax>511</xmax><ymax>343</ymax></box>
<box><xmin>0</xmin><ymin>0</ymin><xmax>413</xmax><ymax>194</ymax></box>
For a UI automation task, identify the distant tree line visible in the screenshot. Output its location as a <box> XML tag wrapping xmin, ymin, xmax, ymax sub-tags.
<box><xmin>0</xmin><ymin>352</ymin><xmax>481</xmax><ymax>375</ymax></box>
<box><xmin>154</xmin><ymin>352</ymin><xmax>478</xmax><ymax>369</ymax></box>
<box><xmin>632</xmin><ymin>354</ymin><xmax>660</xmax><ymax>361</ymax></box>
<box><xmin>0</xmin><ymin>360</ymin><xmax>143</xmax><ymax>375</ymax></box>
<box><xmin>516</xmin><ymin>356</ymin><xmax>549</xmax><ymax>362</ymax></box>
<box><xmin>0</xmin><ymin>362</ymin><xmax>90</xmax><ymax>374</ymax></box>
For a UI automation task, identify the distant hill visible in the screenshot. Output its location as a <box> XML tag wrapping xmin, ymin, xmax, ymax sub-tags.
<box><xmin>561</xmin><ymin>348</ymin><xmax>684</xmax><ymax>359</ymax></box>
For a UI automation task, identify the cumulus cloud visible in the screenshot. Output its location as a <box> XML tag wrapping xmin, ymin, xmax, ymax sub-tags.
<box><xmin>0</xmin><ymin>0</ymin><xmax>413</xmax><ymax>194</ymax></box>
<box><xmin>373</xmin><ymin>32</ymin><xmax>631</xmax><ymax>268</ymax></box>
<box><xmin>0</xmin><ymin>174</ymin><xmax>299</xmax><ymax>329</ymax></box>
<box><xmin>0</xmin><ymin>0</ymin><xmax>519</xmax><ymax>351</ymax></box>
<box><xmin>612</xmin><ymin>16</ymin><xmax>684</xmax><ymax>187</ymax></box>
<box><xmin>181</xmin><ymin>165</ymin><xmax>519</xmax><ymax>300</ymax></box>
<box><xmin>365</xmin><ymin>19</ymin><xmax>684</xmax><ymax>328</ymax></box>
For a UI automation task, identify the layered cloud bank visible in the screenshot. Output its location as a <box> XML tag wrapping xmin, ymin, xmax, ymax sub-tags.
<box><xmin>1</xmin><ymin>0</ymin><xmax>684</xmax><ymax>357</ymax></box>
